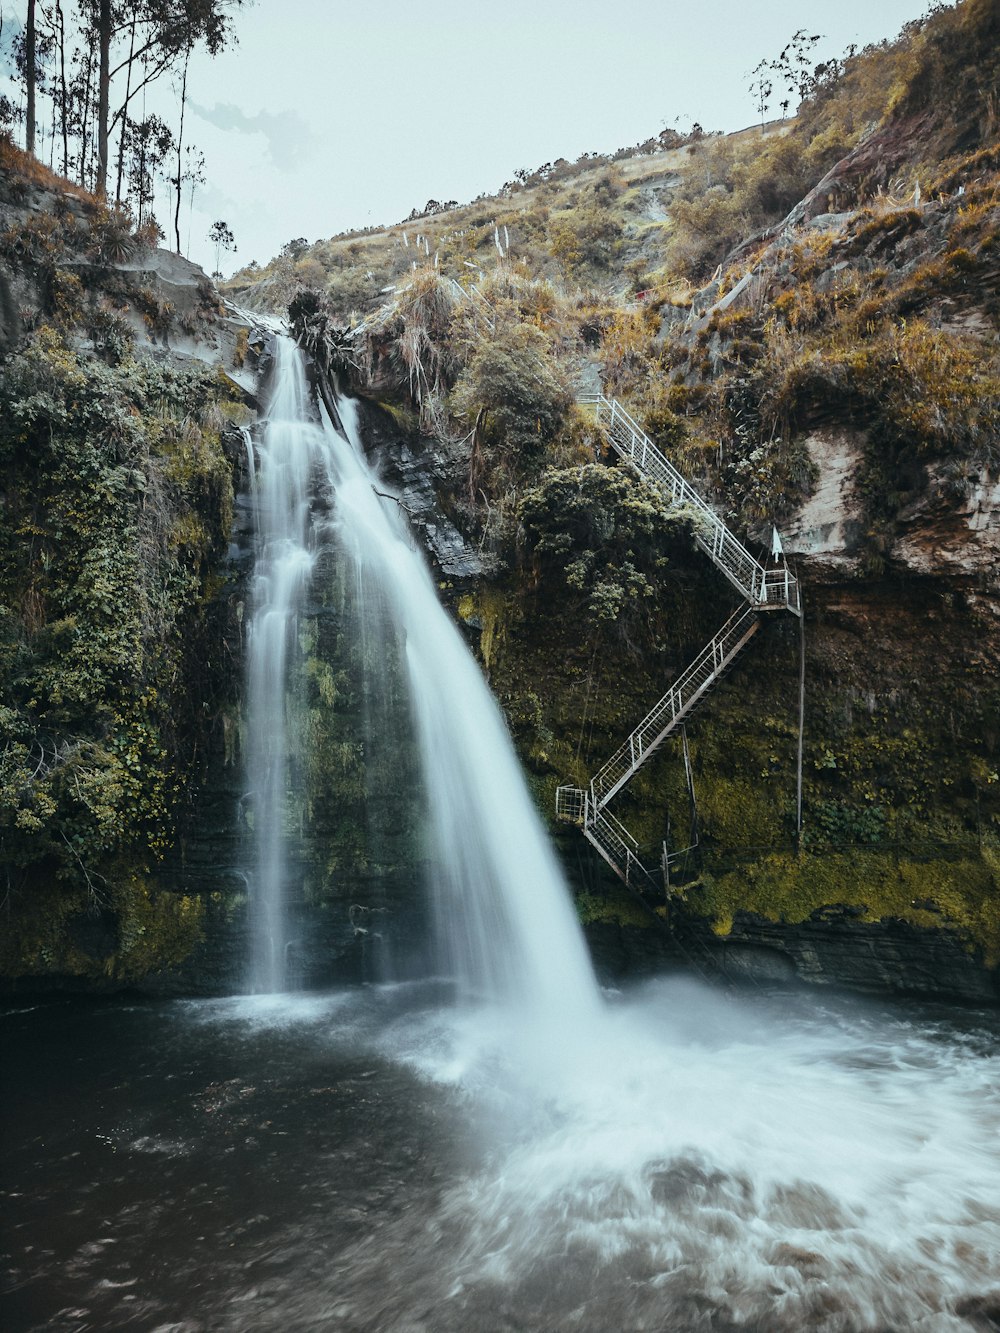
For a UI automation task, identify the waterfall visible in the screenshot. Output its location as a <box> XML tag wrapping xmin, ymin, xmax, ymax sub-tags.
<box><xmin>246</xmin><ymin>343</ymin><xmax>317</xmax><ymax>992</ymax></box>
<box><xmin>246</xmin><ymin>336</ymin><xmax>600</xmax><ymax>1017</ymax></box>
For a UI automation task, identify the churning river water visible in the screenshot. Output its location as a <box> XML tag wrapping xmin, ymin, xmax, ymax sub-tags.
<box><xmin>3</xmin><ymin>979</ymin><xmax>1000</xmax><ymax>1332</ymax></box>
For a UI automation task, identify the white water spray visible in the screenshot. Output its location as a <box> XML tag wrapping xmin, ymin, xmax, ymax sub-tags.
<box><xmin>246</xmin><ymin>348</ymin><xmax>318</xmax><ymax>992</ymax></box>
<box><xmin>247</xmin><ymin>338</ymin><xmax>599</xmax><ymax>1015</ymax></box>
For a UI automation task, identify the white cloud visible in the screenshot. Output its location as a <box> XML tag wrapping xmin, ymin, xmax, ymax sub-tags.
<box><xmin>188</xmin><ymin>100</ymin><xmax>316</xmax><ymax>170</ymax></box>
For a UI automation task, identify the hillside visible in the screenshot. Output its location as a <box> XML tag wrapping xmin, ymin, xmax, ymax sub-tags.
<box><xmin>227</xmin><ymin>1</ymin><xmax>997</xmax><ymax>312</ymax></box>
<box><xmin>0</xmin><ymin>142</ymin><xmax>258</xmax><ymax>986</ymax></box>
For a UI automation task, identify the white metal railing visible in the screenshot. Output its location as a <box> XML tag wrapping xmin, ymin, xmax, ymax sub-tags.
<box><xmin>589</xmin><ymin>605</ymin><xmax>760</xmax><ymax>810</ymax></box>
<box><xmin>557</xmin><ymin>391</ymin><xmax>800</xmax><ymax>894</ymax></box>
<box><xmin>556</xmin><ymin>785</ymin><xmax>660</xmax><ymax>894</ymax></box>
<box><xmin>584</xmin><ymin>807</ymin><xmax>661</xmax><ymax>894</ymax></box>
<box><xmin>554</xmin><ymin>606</ymin><xmax>760</xmax><ymax>892</ymax></box>
<box><xmin>588</xmin><ymin>395</ymin><xmax>800</xmax><ymax>616</ymax></box>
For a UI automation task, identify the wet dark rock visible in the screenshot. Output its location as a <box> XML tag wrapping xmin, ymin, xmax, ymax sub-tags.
<box><xmin>65</xmin><ymin>908</ymin><xmax>119</xmax><ymax>963</ymax></box>
<box><xmin>955</xmin><ymin>1291</ymin><xmax>1000</xmax><ymax>1329</ymax></box>
<box><xmin>582</xmin><ymin>898</ymin><xmax>998</xmax><ymax>1004</ymax></box>
<box><xmin>684</xmin><ymin>911</ymin><xmax>999</xmax><ymax>1004</ymax></box>
<box><xmin>584</xmin><ymin>921</ymin><xmax>688</xmax><ymax>983</ymax></box>
<box><xmin>0</xmin><ymin>266</ymin><xmax>21</xmax><ymax>353</ymax></box>
<box><xmin>352</xmin><ymin>397</ymin><xmax>483</xmax><ymax>581</ymax></box>
<box><xmin>809</xmin><ymin>902</ymin><xmax>867</xmax><ymax>922</ymax></box>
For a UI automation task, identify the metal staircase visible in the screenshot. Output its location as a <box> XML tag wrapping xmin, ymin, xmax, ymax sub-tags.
<box><xmin>589</xmin><ymin>605</ymin><xmax>761</xmax><ymax>809</ymax></box>
<box><xmin>556</xmin><ymin>606</ymin><xmax>761</xmax><ymax>886</ymax></box>
<box><xmin>556</xmin><ymin>791</ymin><xmax>663</xmax><ymax>896</ymax></box>
<box><xmin>556</xmin><ymin>394</ymin><xmax>801</xmax><ymax>902</ymax></box>
<box><xmin>584</xmin><ymin>394</ymin><xmax>800</xmax><ymax>616</ymax></box>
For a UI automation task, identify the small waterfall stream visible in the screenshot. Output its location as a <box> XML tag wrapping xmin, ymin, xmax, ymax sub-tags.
<box><xmin>246</xmin><ymin>344</ymin><xmax>316</xmax><ymax>993</ymax></box>
<box><xmin>246</xmin><ymin>336</ymin><xmax>599</xmax><ymax>1015</ymax></box>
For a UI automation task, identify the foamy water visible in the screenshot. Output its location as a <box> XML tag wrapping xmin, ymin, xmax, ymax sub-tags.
<box><xmin>168</xmin><ymin>980</ymin><xmax>1000</xmax><ymax>1331</ymax></box>
<box><xmin>6</xmin><ymin>984</ymin><xmax>998</xmax><ymax>1331</ymax></box>
<box><xmin>359</xmin><ymin>980</ymin><xmax>1000</xmax><ymax>1331</ymax></box>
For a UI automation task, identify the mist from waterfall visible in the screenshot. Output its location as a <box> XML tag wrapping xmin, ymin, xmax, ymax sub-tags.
<box><xmin>246</xmin><ymin>336</ymin><xmax>599</xmax><ymax>1016</ymax></box>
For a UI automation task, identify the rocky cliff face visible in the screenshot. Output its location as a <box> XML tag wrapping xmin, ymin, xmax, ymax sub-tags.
<box><xmin>0</xmin><ymin>162</ymin><xmax>482</xmax><ymax>996</ymax></box>
<box><xmin>0</xmin><ymin>148</ymin><xmax>269</xmax><ymax>992</ymax></box>
<box><xmin>136</xmin><ymin>363</ymin><xmax>475</xmax><ymax>996</ymax></box>
<box><xmin>429</xmin><ymin>48</ymin><xmax>1000</xmax><ymax>1003</ymax></box>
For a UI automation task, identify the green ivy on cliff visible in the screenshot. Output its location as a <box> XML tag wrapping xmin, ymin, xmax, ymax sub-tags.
<box><xmin>0</xmin><ymin>327</ymin><xmax>239</xmax><ymax>979</ymax></box>
<box><xmin>518</xmin><ymin>463</ymin><xmax>700</xmax><ymax>643</ymax></box>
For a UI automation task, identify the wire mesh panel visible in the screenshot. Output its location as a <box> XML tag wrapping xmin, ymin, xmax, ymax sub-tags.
<box><xmin>555</xmin><ymin>786</ymin><xmax>587</xmax><ymax>824</ymax></box>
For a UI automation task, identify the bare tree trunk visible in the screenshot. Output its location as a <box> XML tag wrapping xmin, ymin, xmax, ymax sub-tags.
<box><xmin>80</xmin><ymin>45</ymin><xmax>93</xmax><ymax>189</ymax></box>
<box><xmin>95</xmin><ymin>0</ymin><xmax>111</xmax><ymax>198</ymax></box>
<box><xmin>115</xmin><ymin>13</ymin><xmax>137</xmax><ymax>204</ymax></box>
<box><xmin>55</xmin><ymin>0</ymin><xmax>68</xmax><ymax>176</ymax></box>
<box><xmin>173</xmin><ymin>44</ymin><xmax>189</xmax><ymax>253</ymax></box>
<box><xmin>25</xmin><ymin>0</ymin><xmax>36</xmax><ymax>156</ymax></box>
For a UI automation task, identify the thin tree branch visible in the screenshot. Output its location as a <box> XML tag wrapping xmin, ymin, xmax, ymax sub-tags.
<box><xmin>372</xmin><ymin>485</ymin><xmax>416</xmax><ymax>518</ymax></box>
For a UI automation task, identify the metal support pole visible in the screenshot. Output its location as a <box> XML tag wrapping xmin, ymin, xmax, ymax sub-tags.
<box><xmin>796</xmin><ymin>575</ymin><xmax>806</xmax><ymax>848</ymax></box>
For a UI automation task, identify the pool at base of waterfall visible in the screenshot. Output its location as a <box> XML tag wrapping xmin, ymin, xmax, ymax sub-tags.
<box><xmin>3</xmin><ymin>979</ymin><xmax>1000</xmax><ymax>1332</ymax></box>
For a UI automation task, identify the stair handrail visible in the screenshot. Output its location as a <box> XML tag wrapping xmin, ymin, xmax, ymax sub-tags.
<box><xmin>560</xmin><ymin>391</ymin><xmax>802</xmax><ymax>894</ymax></box>
<box><xmin>589</xmin><ymin>606</ymin><xmax>760</xmax><ymax>809</ymax></box>
<box><xmin>586</xmin><ymin>394</ymin><xmax>800</xmax><ymax>615</ymax></box>
<box><xmin>585</xmin><ymin>808</ymin><xmax>661</xmax><ymax>894</ymax></box>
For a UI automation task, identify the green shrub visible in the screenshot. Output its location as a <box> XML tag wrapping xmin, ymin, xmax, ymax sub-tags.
<box><xmin>518</xmin><ymin>463</ymin><xmax>697</xmax><ymax>641</ymax></box>
<box><xmin>0</xmin><ymin>328</ymin><xmax>238</xmax><ymax>960</ymax></box>
<box><xmin>452</xmin><ymin>320</ymin><xmax>571</xmax><ymax>491</ymax></box>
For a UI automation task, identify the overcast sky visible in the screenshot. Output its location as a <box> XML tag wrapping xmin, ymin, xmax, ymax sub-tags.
<box><xmin>6</xmin><ymin>0</ymin><xmax>939</xmax><ymax>274</ymax></box>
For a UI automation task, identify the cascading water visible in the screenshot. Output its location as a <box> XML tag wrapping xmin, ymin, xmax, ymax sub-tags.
<box><xmin>246</xmin><ymin>336</ymin><xmax>599</xmax><ymax>1016</ymax></box>
<box><xmin>245</xmin><ymin>344</ymin><xmax>317</xmax><ymax>993</ymax></box>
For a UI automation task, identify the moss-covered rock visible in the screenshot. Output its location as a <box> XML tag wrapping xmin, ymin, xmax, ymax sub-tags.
<box><xmin>0</xmin><ymin>326</ymin><xmax>245</xmax><ymax>983</ymax></box>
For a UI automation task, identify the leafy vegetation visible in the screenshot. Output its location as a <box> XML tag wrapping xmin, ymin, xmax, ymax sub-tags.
<box><xmin>518</xmin><ymin>464</ymin><xmax>698</xmax><ymax>641</ymax></box>
<box><xmin>0</xmin><ymin>327</ymin><xmax>241</xmax><ymax>979</ymax></box>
